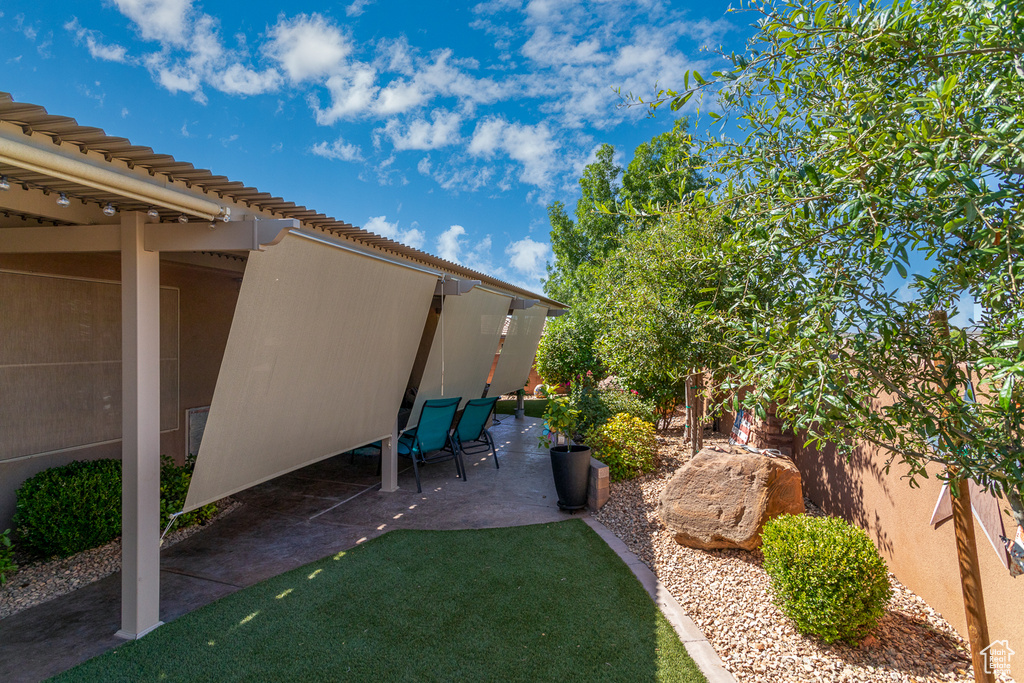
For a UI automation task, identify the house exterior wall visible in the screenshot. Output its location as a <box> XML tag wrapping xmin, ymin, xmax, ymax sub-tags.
<box><xmin>0</xmin><ymin>252</ymin><xmax>240</xmax><ymax>531</ymax></box>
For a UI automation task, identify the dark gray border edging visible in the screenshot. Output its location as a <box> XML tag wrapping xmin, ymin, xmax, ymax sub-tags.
<box><xmin>583</xmin><ymin>517</ymin><xmax>737</xmax><ymax>683</ymax></box>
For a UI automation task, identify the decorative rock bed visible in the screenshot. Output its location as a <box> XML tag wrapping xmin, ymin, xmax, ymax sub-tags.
<box><xmin>0</xmin><ymin>499</ymin><xmax>239</xmax><ymax>621</ymax></box>
<box><xmin>594</xmin><ymin>430</ymin><xmax>1014</xmax><ymax>683</ymax></box>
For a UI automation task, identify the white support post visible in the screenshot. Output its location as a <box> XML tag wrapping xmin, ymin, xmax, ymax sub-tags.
<box><xmin>380</xmin><ymin>419</ymin><xmax>400</xmax><ymax>492</ymax></box>
<box><xmin>116</xmin><ymin>212</ymin><xmax>163</xmax><ymax>639</ymax></box>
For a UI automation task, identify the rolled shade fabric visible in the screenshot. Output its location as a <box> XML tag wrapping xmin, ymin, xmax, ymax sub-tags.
<box><xmin>487</xmin><ymin>305</ymin><xmax>548</xmax><ymax>397</ymax></box>
<box><xmin>408</xmin><ymin>287</ymin><xmax>511</xmax><ymax>427</ymax></box>
<box><xmin>183</xmin><ymin>232</ymin><xmax>438</xmax><ymax>511</ymax></box>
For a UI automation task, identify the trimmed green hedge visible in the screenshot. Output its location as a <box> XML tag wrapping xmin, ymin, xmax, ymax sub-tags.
<box><xmin>13</xmin><ymin>456</ymin><xmax>217</xmax><ymax>559</ymax></box>
<box><xmin>761</xmin><ymin>514</ymin><xmax>892</xmax><ymax>644</ymax></box>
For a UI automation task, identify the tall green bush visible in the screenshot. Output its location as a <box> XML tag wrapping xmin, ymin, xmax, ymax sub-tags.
<box><xmin>0</xmin><ymin>528</ymin><xmax>17</xmax><ymax>585</ymax></box>
<box><xmin>588</xmin><ymin>413</ymin><xmax>657</xmax><ymax>482</ymax></box>
<box><xmin>761</xmin><ymin>514</ymin><xmax>892</xmax><ymax>644</ymax></box>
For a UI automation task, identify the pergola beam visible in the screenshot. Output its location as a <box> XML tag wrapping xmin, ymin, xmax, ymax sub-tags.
<box><xmin>144</xmin><ymin>219</ymin><xmax>297</xmax><ymax>252</ymax></box>
<box><xmin>0</xmin><ymin>183</ymin><xmax>108</xmax><ymax>223</ymax></box>
<box><xmin>0</xmin><ymin>219</ymin><xmax>298</xmax><ymax>254</ymax></box>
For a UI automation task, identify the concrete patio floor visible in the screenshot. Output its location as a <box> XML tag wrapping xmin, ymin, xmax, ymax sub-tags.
<box><xmin>0</xmin><ymin>415</ymin><xmax>574</xmax><ymax>683</ymax></box>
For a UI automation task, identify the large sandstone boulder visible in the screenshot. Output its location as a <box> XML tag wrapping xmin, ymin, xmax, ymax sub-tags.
<box><xmin>659</xmin><ymin>445</ymin><xmax>804</xmax><ymax>550</ymax></box>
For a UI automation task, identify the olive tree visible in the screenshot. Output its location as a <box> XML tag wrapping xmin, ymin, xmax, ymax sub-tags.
<box><xmin>644</xmin><ymin>0</ymin><xmax>1024</xmax><ymax>527</ymax></box>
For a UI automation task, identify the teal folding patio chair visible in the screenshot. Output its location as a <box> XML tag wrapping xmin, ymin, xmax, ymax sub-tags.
<box><xmin>453</xmin><ymin>396</ymin><xmax>500</xmax><ymax>469</ymax></box>
<box><xmin>399</xmin><ymin>396</ymin><xmax>464</xmax><ymax>493</ymax></box>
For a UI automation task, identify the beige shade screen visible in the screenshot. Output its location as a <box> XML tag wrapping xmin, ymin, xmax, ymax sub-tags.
<box><xmin>487</xmin><ymin>305</ymin><xmax>548</xmax><ymax>397</ymax></box>
<box><xmin>183</xmin><ymin>233</ymin><xmax>438</xmax><ymax>511</ymax></box>
<box><xmin>408</xmin><ymin>287</ymin><xmax>511</xmax><ymax>427</ymax></box>
<box><xmin>0</xmin><ymin>271</ymin><xmax>178</xmax><ymax>462</ymax></box>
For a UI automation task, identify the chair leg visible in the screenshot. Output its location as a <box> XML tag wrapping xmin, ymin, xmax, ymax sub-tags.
<box><xmin>411</xmin><ymin>455</ymin><xmax>422</xmax><ymax>494</ymax></box>
<box><xmin>451</xmin><ymin>436</ymin><xmax>467</xmax><ymax>482</ymax></box>
<box><xmin>487</xmin><ymin>432</ymin><xmax>498</xmax><ymax>469</ymax></box>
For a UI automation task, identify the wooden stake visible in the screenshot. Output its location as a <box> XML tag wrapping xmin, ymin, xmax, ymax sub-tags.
<box><xmin>931</xmin><ymin>310</ymin><xmax>994</xmax><ymax>683</ymax></box>
<box><xmin>950</xmin><ymin>477</ymin><xmax>995</xmax><ymax>683</ymax></box>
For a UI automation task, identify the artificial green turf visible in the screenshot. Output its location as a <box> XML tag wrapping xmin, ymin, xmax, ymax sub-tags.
<box><xmin>495</xmin><ymin>398</ymin><xmax>549</xmax><ymax>418</ymax></box>
<box><xmin>52</xmin><ymin>520</ymin><xmax>705</xmax><ymax>683</ymax></box>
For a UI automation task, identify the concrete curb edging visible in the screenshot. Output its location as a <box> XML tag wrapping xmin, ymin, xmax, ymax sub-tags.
<box><xmin>583</xmin><ymin>516</ymin><xmax>738</xmax><ymax>683</ymax></box>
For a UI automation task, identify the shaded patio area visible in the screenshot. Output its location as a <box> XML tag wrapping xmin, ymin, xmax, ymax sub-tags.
<box><xmin>0</xmin><ymin>416</ymin><xmax>569</xmax><ymax>683</ymax></box>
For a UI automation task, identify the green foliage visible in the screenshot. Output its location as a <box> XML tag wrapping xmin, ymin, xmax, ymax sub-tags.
<box><xmin>160</xmin><ymin>455</ymin><xmax>218</xmax><ymax>531</ymax></box>
<box><xmin>588</xmin><ymin>413</ymin><xmax>657</xmax><ymax>482</ymax></box>
<box><xmin>14</xmin><ymin>457</ymin><xmax>218</xmax><ymax>559</ymax></box>
<box><xmin>535</xmin><ymin>304</ymin><xmax>605</xmax><ymax>387</ymax></box>
<box><xmin>761</xmin><ymin>515</ymin><xmax>893</xmax><ymax>644</ymax></box>
<box><xmin>544</xmin><ymin>145</ymin><xmax>623</xmax><ymax>304</ymax></box>
<box><xmin>0</xmin><ymin>528</ymin><xmax>17</xmax><ymax>585</ymax></box>
<box><xmin>600</xmin><ymin>387</ymin><xmax>658</xmax><ymax>426</ymax></box>
<box><xmin>619</xmin><ymin>118</ymin><xmax>705</xmax><ymax>228</ymax></box>
<box><xmin>595</xmin><ymin>213</ymin><xmax>743</xmax><ymax>429</ymax></box>
<box><xmin>640</xmin><ymin>0</ymin><xmax>1024</xmax><ymax>528</ymax></box>
<box><xmin>569</xmin><ymin>372</ymin><xmax>611</xmax><ymax>436</ymax></box>
<box><xmin>539</xmin><ymin>397</ymin><xmax>579</xmax><ymax>449</ymax></box>
<box><xmin>570</xmin><ymin>375</ymin><xmax>658</xmax><ymax>438</ymax></box>
<box><xmin>14</xmin><ymin>459</ymin><xmax>122</xmax><ymax>558</ymax></box>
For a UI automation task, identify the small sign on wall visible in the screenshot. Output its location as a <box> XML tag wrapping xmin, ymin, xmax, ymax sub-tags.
<box><xmin>186</xmin><ymin>406</ymin><xmax>210</xmax><ymax>458</ymax></box>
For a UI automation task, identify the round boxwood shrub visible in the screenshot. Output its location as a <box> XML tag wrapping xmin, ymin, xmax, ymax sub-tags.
<box><xmin>588</xmin><ymin>412</ymin><xmax>657</xmax><ymax>482</ymax></box>
<box><xmin>14</xmin><ymin>459</ymin><xmax>123</xmax><ymax>558</ymax></box>
<box><xmin>761</xmin><ymin>514</ymin><xmax>893</xmax><ymax>644</ymax></box>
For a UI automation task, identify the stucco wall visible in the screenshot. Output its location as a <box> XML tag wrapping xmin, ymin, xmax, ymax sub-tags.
<box><xmin>795</xmin><ymin>437</ymin><xmax>1022</xmax><ymax>679</ymax></box>
<box><xmin>0</xmin><ymin>252</ymin><xmax>240</xmax><ymax>531</ymax></box>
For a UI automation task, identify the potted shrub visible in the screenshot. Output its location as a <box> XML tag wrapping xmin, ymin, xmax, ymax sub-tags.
<box><xmin>540</xmin><ymin>397</ymin><xmax>591</xmax><ymax>510</ymax></box>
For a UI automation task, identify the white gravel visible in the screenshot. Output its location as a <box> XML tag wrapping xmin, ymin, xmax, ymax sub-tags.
<box><xmin>594</xmin><ymin>430</ymin><xmax>1016</xmax><ymax>683</ymax></box>
<box><xmin>0</xmin><ymin>499</ymin><xmax>239</xmax><ymax>621</ymax></box>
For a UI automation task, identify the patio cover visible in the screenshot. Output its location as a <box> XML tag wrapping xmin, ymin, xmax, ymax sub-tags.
<box><xmin>407</xmin><ymin>287</ymin><xmax>511</xmax><ymax>427</ymax></box>
<box><xmin>183</xmin><ymin>232</ymin><xmax>438</xmax><ymax>512</ymax></box>
<box><xmin>487</xmin><ymin>305</ymin><xmax>548</xmax><ymax>397</ymax></box>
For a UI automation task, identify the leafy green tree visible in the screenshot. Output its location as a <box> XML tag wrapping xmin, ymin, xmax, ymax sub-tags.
<box><xmin>620</xmin><ymin>118</ymin><xmax>705</xmax><ymax>227</ymax></box>
<box><xmin>595</xmin><ymin>211</ymin><xmax>766</xmax><ymax>432</ymax></box>
<box><xmin>645</xmin><ymin>0</ymin><xmax>1024</xmax><ymax>527</ymax></box>
<box><xmin>545</xmin><ymin>144</ymin><xmax>623</xmax><ymax>304</ymax></box>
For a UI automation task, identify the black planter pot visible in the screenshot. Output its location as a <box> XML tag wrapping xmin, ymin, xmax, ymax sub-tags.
<box><xmin>549</xmin><ymin>444</ymin><xmax>591</xmax><ymax>511</ymax></box>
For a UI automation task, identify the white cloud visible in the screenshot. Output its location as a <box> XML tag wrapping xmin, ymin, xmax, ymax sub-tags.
<box><xmin>435</xmin><ymin>224</ymin><xmax>492</xmax><ymax>271</ymax></box>
<box><xmin>310</xmin><ymin>136</ymin><xmax>364</xmax><ymax>162</ymax></box>
<box><xmin>383</xmin><ymin>109</ymin><xmax>462</xmax><ymax>150</ymax></box>
<box><xmin>468</xmin><ymin>116</ymin><xmax>558</xmax><ymax>186</ymax></box>
<box><xmin>264</xmin><ymin>13</ymin><xmax>352</xmax><ymax>82</ymax></box>
<box><xmin>113</xmin><ymin>0</ymin><xmax>193</xmax><ymax>45</ymax></box>
<box><xmin>312</xmin><ymin>68</ymin><xmax>379</xmax><ymax>124</ymax></box>
<box><xmin>215</xmin><ymin>64</ymin><xmax>281</xmax><ymax>95</ymax></box>
<box><xmin>506</xmin><ymin>237</ymin><xmax>550</xmax><ymax>281</ymax></box>
<box><xmin>346</xmin><ymin>0</ymin><xmax>374</xmax><ymax>17</ymax></box>
<box><xmin>364</xmin><ymin>215</ymin><xmax>425</xmax><ymax>249</ymax></box>
<box><xmin>436</xmin><ymin>224</ymin><xmax>466</xmax><ymax>262</ymax></box>
<box><xmin>64</xmin><ymin>19</ymin><xmax>130</xmax><ymax>63</ymax></box>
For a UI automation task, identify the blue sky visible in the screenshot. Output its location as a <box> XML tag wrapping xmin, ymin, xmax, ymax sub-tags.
<box><xmin>0</xmin><ymin>0</ymin><xmax>741</xmax><ymax>293</ymax></box>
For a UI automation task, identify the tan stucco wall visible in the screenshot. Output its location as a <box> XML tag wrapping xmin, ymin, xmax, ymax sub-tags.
<box><xmin>0</xmin><ymin>252</ymin><xmax>240</xmax><ymax>531</ymax></box>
